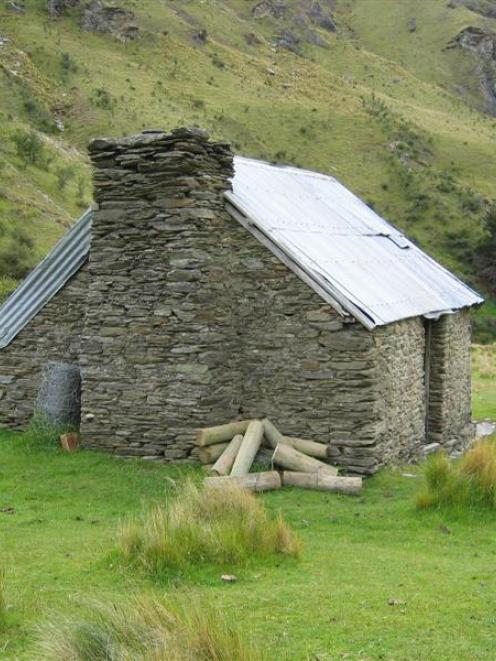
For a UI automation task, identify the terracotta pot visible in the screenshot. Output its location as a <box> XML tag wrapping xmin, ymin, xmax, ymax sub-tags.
<box><xmin>60</xmin><ymin>432</ymin><xmax>80</xmax><ymax>453</ymax></box>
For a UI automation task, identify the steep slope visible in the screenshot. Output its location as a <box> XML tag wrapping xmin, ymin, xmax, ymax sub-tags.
<box><xmin>0</xmin><ymin>0</ymin><xmax>495</xmax><ymax>336</ymax></box>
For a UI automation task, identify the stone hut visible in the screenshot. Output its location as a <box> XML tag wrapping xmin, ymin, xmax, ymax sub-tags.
<box><xmin>0</xmin><ymin>129</ymin><xmax>483</xmax><ymax>474</ymax></box>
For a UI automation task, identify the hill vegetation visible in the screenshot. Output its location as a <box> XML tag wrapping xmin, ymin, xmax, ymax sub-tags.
<box><xmin>0</xmin><ymin>0</ymin><xmax>495</xmax><ymax>337</ymax></box>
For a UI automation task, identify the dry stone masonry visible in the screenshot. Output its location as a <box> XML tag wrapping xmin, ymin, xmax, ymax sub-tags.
<box><xmin>0</xmin><ymin>267</ymin><xmax>88</xmax><ymax>428</ymax></box>
<box><xmin>0</xmin><ymin>129</ymin><xmax>477</xmax><ymax>473</ymax></box>
<box><xmin>81</xmin><ymin>129</ymin><xmax>236</xmax><ymax>461</ymax></box>
<box><xmin>427</xmin><ymin>311</ymin><xmax>473</xmax><ymax>450</ymax></box>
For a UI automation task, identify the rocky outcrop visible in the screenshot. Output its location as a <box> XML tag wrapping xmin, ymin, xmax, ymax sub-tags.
<box><xmin>252</xmin><ymin>1</ymin><xmax>287</xmax><ymax>19</ymax></box>
<box><xmin>305</xmin><ymin>1</ymin><xmax>336</xmax><ymax>31</ymax></box>
<box><xmin>449</xmin><ymin>0</ymin><xmax>496</xmax><ymax>19</ymax></box>
<box><xmin>6</xmin><ymin>1</ymin><xmax>25</xmax><ymax>13</ymax></box>
<box><xmin>275</xmin><ymin>28</ymin><xmax>301</xmax><ymax>54</ymax></box>
<box><xmin>47</xmin><ymin>0</ymin><xmax>79</xmax><ymax>17</ymax></box>
<box><xmin>252</xmin><ymin>0</ymin><xmax>336</xmax><ymax>52</ymax></box>
<box><xmin>448</xmin><ymin>26</ymin><xmax>496</xmax><ymax>114</ymax></box>
<box><xmin>81</xmin><ymin>1</ymin><xmax>139</xmax><ymax>41</ymax></box>
<box><xmin>452</xmin><ymin>26</ymin><xmax>496</xmax><ymax>57</ymax></box>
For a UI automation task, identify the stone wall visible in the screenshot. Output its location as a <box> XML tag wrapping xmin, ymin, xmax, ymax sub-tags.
<box><xmin>374</xmin><ymin>317</ymin><xmax>427</xmax><ymax>467</ymax></box>
<box><xmin>0</xmin><ymin>266</ymin><xmax>88</xmax><ymax>428</ymax></box>
<box><xmin>427</xmin><ymin>310</ymin><xmax>473</xmax><ymax>449</ymax></box>
<box><xmin>80</xmin><ymin>129</ymin><xmax>385</xmax><ymax>471</ymax></box>
<box><xmin>222</xmin><ymin>217</ymin><xmax>384</xmax><ymax>474</ymax></box>
<box><xmin>80</xmin><ymin>129</ymin><xmax>239</xmax><ymax>459</ymax></box>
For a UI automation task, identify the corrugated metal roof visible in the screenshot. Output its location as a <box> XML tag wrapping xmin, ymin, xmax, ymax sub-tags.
<box><xmin>226</xmin><ymin>156</ymin><xmax>483</xmax><ymax>329</ymax></box>
<box><xmin>0</xmin><ymin>156</ymin><xmax>483</xmax><ymax>348</ymax></box>
<box><xmin>0</xmin><ymin>209</ymin><xmax>92</xmax><ymax>349</ymax></box>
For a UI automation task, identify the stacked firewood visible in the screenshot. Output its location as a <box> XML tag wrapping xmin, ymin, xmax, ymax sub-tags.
<box><xmin>196</xmin><ymin>419</ymin><xmax>362</xmax><ymax>495</ymax></box>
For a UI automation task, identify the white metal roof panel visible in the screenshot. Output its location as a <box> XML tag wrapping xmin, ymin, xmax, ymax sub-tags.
<box><xmin>0</xmin><ymin>210</ymin><xmax>92</xmax><ymax>349</ymax></box>
<box><xmin>226</xmin><ymin>156</ymin><xmax>483</xmax><ymax>328</ymax></box>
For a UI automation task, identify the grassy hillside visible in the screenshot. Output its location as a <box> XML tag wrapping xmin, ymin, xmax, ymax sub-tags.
<box><xmin>0</xmin><ymin>0</ymin><xmax>495</xmax><ymax>335</ymax></box>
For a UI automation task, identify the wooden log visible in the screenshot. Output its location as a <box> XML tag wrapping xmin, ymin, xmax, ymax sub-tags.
<box><xmin>204</xmin><ymin>471</ymin><xmax>282</xmax><ymax>492</ymax></box>
<box><xmin>231</xmin><ymin>420</ymin><xmax>264</xmax><ymax>476</ymax></box>
<box><xmin>263</xmin><ymin>418</ymin><xmax>284</xmax><ymax>448</ymax></box>
<box><xmin>263</xmin><ymin>420</ymin><xmax>328</xmax><ymax>459</ymax></box>
<box><xmin>272</xmin><ymin>443</ymin><xmax>338</xmax><ymax>476</ymax></box>
<box><xmin>211</xmin><ymin>434</ymin><xmax>244</xmax><ymax>476</ymax></box>
<box><xmin>198</xmin><ymin>442</ymin><xmax>229</xmax><ymax>465</ymax></box>
<box><xmin>282</xmin><ymin>471</ymin><xmax>362</xmax><ymax>495</ymax></box>
<box><xmin>196</xmin><ymin>420</ymin><xmax>251</xmax><ymax>447</ymax></box>
<box><xmin>284</xmin><ymin>437</ymin><xmax>328</xmax><ymax>459</ymax></box>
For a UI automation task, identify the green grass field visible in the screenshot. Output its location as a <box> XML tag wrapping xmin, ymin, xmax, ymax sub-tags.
<box><xmin>1</xmin><ymin>370</ymin><xmax>496</xmax><ymax>661</ymax></box>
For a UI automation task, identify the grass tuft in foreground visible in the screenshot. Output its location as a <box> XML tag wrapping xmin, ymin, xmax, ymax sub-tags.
<box><xmin>34</xmin><ymin>594</ymin><xmax>262</xmax><ymax>661</ymax></box>
<box><xmin>118</xmin><ymin>480</ymin><xmax>300</xmax><ymax>575</ymax></box>
<box><xmin>417</xmin><ymin>436</ymin><xmax>496</xmax><ymax>510</ymax></box>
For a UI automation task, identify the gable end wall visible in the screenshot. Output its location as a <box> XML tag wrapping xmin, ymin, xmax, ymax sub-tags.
<box><xmin>79</xmin><ymin>130</ymin><xmax>386</xmax><ymax>472</ymax></box>
<box><xmin>0</xmin><ymin>265</ymin><xmax>89</xmax><ymax>428</ymax></box>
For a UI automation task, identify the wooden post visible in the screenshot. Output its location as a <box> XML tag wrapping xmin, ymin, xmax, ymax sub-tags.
<box><xmin>284</xmin><ymin>437</ymin><xmax>328</xmax><ymax>459</ymax></box>
<box><xmin>272</xmin><ymin>443</ymin><xmax>338</xmax><ymax>476</ymax></box>
<box><xmin>210</xmin><ymin>434</ymin><xmax>243</xmax><ymax>476</ymax></box>
<box><xmin>231</xmin><ymin>420</ymin><xmax>264</xmax><ymax>476</ymax></box>
<box><xmin>205</xmin><ymin>471</ymin><xmax>282</xmax><ymax>492</ymax></box>
<box><xmin>263</xmin><ymin>419</ymin><xmax>328</xmax><ymax>458</ymax></box>
<box><xmin>198</xmin><ymin>442</ymin><xmax>229</xmax><ymax>465</ymax></box>
<box><xmin>282</xmin><ymin>471</ymin><xmax>362</xmax><ymax>494</ymax></box>
<box><xmin>196</xmin><ymin>420</ymin><xmax>251</xmax><ymax>447</ymax></box>
<box><xmin>263</xmin><ymin>418</ymin><xmax>284</xmax><ymax>448</ymax></box>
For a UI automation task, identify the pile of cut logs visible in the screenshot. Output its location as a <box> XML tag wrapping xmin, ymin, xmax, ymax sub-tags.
<box><xmin>196</xmin><ymin>419</ymin><xmax>362</xmax><ymax>495</ymax></box>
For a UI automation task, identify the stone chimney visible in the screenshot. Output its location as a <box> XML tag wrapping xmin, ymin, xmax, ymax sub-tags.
<box><xmin>80</xmin><ymin>128</ymin><xmax>236</xmax><ymax>460</ymax></box>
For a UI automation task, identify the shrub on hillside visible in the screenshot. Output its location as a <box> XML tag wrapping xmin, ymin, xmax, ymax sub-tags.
<box><xmin>0</xmin><ymin>276</ymin><xmax>17</xmax><ymax>303</ymax></box>
<box><xmin>474</xmin><ymin>204</ymin><xmax>496</xmax><ymax>291</ymax></box>
<box><xmin>0</xmin><ymin>224</ymin><xmax>35</xmax><ymax>280</ymax></box>
<box><xmin>417</xmin><ymin>437</ymin><xmax>496</xmax><ymax>510</ymax></box>
<box><xmin>118</xmin><ymin>480</ymin><xmax>299</xmax><ymax>575</ymax></box>
<box><xmin>56</xmin><ymin>165</ymin><xmax>75</xmax><ymax>192</ymax></box>
<box><xmin>35</xmin><ymin>594</ymin><xmax>262</xmax><ymax>660</ymax></box>
<box><xmin>11</xmin><ymin>130</ymin><xmax>47</xmax><ymax>168</ymax></box>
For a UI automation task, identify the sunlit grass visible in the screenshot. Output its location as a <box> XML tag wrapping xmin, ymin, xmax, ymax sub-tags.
<box><xmin>118</xmin><ymin>479</ymin><xmax>299</xmax><ymax>576</ymax></box>
<box><xmin>417</xmin><ymin>436</ymin><xmax>496</xmax><ymax>510</ymax></box>
<box><xmin>35</xmin><ymin>594</ymin><xmax>262</xmax><ymax>661</ymax></box>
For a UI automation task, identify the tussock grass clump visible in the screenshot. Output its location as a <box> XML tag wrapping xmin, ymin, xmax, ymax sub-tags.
<box><xmin>35</xmin><ymin>594</ymin><xmax>262</xmax><ymax>660</ymax></box>
<box><xmin>417</xmin><ymin>437</ymin><xmax>496</xmax><ymax>510</ymax></box>
<box><xmin>118</xmin><ymin>480</ymin><xmax>299</xmax><ymax>574</ymax></box>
